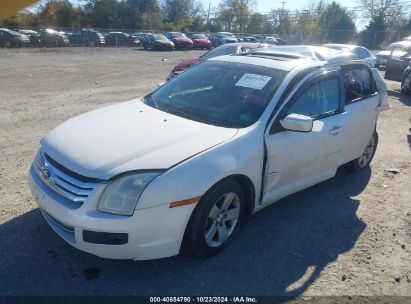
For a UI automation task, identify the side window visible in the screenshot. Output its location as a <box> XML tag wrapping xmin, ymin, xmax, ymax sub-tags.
<box><xmin>342</xmin><ymin>67</ymin><xmax>373</xmax><ymax>103</ymax></box>
<box><xmin>286</xmin><ymin>79</ymin><xmax>339</xmax><ymax>119</ymax></box>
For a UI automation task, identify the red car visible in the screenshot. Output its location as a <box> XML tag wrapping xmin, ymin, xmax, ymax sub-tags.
<box><xmin>187</xmin><ymin>33</ymin><xmax>211</xmax><ymax>50</ymax></box>
<box><xmin>167</xmin><ymin>42</ymin><xmax>269</xmax><ymax>80</ymax></box>
<box><xmin>163</xmin><ymin>32</ymin><xmax>193</xmax><ymax>50</ymax></box>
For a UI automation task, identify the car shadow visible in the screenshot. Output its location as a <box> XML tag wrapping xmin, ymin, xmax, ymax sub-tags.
<box><xmin>0</xmin><ymin>167</ymin><xmax>370</xmax><ymax>296</ymax></box>
<box><xmin>388</xmin><ymin>89</ymin><xmax>411</xmax><ymax>106</ymax></box>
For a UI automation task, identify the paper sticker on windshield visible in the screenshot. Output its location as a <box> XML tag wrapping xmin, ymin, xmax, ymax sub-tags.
<box><xmin>235</xmin><ymin>73</ymin><xmax>272</xmax><ymax>90</ymax></box>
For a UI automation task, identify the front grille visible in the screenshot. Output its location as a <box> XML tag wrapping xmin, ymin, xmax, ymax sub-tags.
<box><xmin>33</xmin><ymin>151</ymin><xmax>99</xmax><ymax>203</ymax></box>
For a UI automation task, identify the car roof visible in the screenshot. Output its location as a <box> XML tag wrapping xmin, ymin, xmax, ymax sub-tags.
<box><xmin>390</xmin><ymin>41</ymin><xmax>411</xmax><ymax>47</ymax></box>
<box><xmin>210</xmin><ymin>53</ymin><xmax>317</xmax><ymax>72</ymax></box>
<box><xmin>0</xmin><ymin>28</ymin><xmax>18</xmax><ymax>34</ymax></box>
<box><xmin>323</xmin><ymin>43</ymin><xmax>359</xmax><ymax>49</ymax></box>
<box><xmin>249</xmin><ymin>45</ymin><xmax>356</xmax><ymax>62</ymax></box>
<box><xmin>217</xmin><ymin>42</ymin><xmax>267</xmax><ymax>49</ymax></box>
<box><xmin>210</xmin><ymin>45</ymin><xmax>358</xmax><ymax>72</ymax></box>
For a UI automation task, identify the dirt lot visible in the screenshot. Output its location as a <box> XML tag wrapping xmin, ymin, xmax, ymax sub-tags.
<box><xmin>0</xmin><ymin>47</ymin><xmax>410</xmax><ymax>297</ymax></box>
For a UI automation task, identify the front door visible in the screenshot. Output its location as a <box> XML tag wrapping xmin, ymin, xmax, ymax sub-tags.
<box><xmin>262</xmin><ymin>70</ymin><xmax>348</xmax><ymax>206</ymax></box>
<box><xmin>385</xmin><ymin>48</ymin><xmax>411</xmax><ymax>82</ymax></box>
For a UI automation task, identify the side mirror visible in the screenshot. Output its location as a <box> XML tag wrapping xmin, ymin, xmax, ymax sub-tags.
<box><xmin>280</xmin><ymin>113</ymin><xmax>313</xmax><ymax>132</ymax></box>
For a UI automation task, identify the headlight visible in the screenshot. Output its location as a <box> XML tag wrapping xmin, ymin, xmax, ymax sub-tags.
<box><xmin>98</xmin><ymin>171</ymin><xmax>162</xmax><ymax>216</ymax></box>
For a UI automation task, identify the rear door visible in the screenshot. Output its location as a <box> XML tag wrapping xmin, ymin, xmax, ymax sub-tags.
<box><xmin>262</xmin><ymin>69</ymin><xmax>348</xmax><ymax>205</ymax></box>
<box><xmin>385</xmin><ymin>47</ymin><xmax>410</xmax><ymax>81</ymax></box>
<box><xmin>339</xmin><ymin>63</ymin><xmax>380</xmax><ymax>164</ymax></box>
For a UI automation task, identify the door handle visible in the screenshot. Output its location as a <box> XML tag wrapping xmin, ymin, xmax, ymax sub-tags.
<box><xmin>329</xmin><ymin>125</ymin><xmax>344</xmax><ymax>136</ymax></box>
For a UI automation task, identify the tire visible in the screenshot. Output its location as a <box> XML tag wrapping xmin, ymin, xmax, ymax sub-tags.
<box><xmin>89</xmin><ymin>40</ymin><xmax>96</xmax><ymax>47</ymax></box>
<box><xmin>184</xmin><ymin>179</ymin><xmax>245</xmax><ymax>257</ymax></box>
<box><xmin>143</xmin><ymin>43</ymin><xmax>148</xmax><ymax>50</ymax></box>
<box><xmin>349</xmin><ymin>131</ymin><xmax>378</xmax><ymax>172</ymax></box>
<box><xmin>5</xmin><ymin>41</ymin><xmax>11</xmax><ymax>48</ymax></box>
<box><xmin>401</xmin><ymin>78</ymin><xmax>411</xmax><ymax>95</ymax></box>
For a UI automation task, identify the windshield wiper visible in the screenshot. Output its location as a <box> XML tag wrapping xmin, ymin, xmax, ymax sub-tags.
<box><xmin>163</xmin><ymin>107</ymin><xmax>203</xmax><ymax>123</ymax></box>
<box><xmin>145</xmin><ymin>95</ymin><xmax>161</xmax><ymax>110</ymax></box>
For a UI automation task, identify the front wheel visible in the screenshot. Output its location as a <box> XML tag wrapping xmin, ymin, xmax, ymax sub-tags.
<box><xmin>349</xmin><ymin>131</ymin><xmax>378</xmax><ymax>172</ymax></box>
<box><xmin>184</xmin><ymin>179</ymin><xmax>245</xmax><ymax>257</ymax></box>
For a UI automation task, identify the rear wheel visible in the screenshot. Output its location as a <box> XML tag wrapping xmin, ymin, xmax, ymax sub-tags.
<box><xmin>349</xmin><ymin>131</ymin><xmax>378</xmax><ymax>172</ymax></box>
<box><xmin>185</xmin><ymin>179</ymin><xmax>245</xmax><ymax>257</ymax></box>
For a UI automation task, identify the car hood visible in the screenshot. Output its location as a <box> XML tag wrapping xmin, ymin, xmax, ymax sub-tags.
<box><xmin>41</xmin><ymin>99</ymin><xmax>238</xmax><ymax>180</ymax></box>
<box><xmin>193</xmin><ymin>39</ymin><xmax>210</xmax><ymax>43</ymax></box>
<box><xmin>173</xmin><ymin>57</ymin><xmax>203</xmax><ymax>71</ymax></box>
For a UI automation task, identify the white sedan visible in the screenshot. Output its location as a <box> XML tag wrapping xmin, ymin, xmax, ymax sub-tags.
<box><xmin>28</xmin><ymin>50</ymin><xmax>388</xmax><ymax>260</ymax></box>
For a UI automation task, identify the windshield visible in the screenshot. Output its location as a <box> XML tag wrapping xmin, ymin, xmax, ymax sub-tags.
<box><xmin>144</xmin><ymin>61</ymin><xmax>286</xmax><ymax>128</ymax></box>
<box><xmin>154</xmin><ymin>34</ymin><xmax>167</xmax><ymax>40</ymax></box>
<box><xmin>201</xmin><ymin>45</ymin><xmax>238</xmax><ymax>60</ymax></box>
<box><xmin>172</xmin><ymin>33</ymin><xmax>187</xmax><ymax>38</ymax></box>
<box><xmin>220</xmin><ymin>32</ymin><xmax>235</xmax><ymax>38</ymax></box>
<box><xmin>384</xmin><ymin>44</ymin><xmax>396</xmax><ymax>51</ymax></box>
<box><xmin>192</xmin><ymin>34</ymin><xmax>206</xmax><ymax>39</ymax></box>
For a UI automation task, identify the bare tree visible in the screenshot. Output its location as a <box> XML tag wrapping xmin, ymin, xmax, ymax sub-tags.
<box><xmin>218</xmin><ymin>0</ymin><xmax>255</xmax><ymax>32</ymax></box>
<box><xmin>358</xmin><ymin>0</ymin><xmax>404</xmax><ymax>20</ymax></box>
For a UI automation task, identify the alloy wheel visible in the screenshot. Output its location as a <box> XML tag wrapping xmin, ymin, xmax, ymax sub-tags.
<box><xmin>204</xmin><ymin>192</ymin><xmax>240</xmax><ymax>247</ymax></box>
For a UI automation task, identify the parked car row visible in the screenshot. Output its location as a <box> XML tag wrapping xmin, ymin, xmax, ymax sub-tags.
<box><xmin>1</xmin><ymin>28</ymin><xmax>289</xmax><ymax>50</ymax></box>
<box><xmin>0</xmin><ymin>28</ymin><xmax>142</xmax><ymax>48</ymax></box>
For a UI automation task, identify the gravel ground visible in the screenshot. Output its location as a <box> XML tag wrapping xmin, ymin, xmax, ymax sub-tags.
<box><xmin>0</xmin><ymin>47</ymin><xmax>410</xmax><ymax>297</ymax></box>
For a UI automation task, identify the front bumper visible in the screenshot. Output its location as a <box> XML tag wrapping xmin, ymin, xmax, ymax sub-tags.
<box><xmin>174</xmin><ymin>42</ymin><xmax>193</xmax><ymax>49</ymax></box>
<box><xmin>28</xmin><ymin>166</ymin><xmax>196</xmax><ymax>260</ymax></box>
<box><xmin>155</xmin><ymin>43</ymin><xmax>174</xmax><ymax>50</ymax></box>
<box><xmin>193</xmin><ymin>42</ymin><xmax>211</xmax><ymax>49</ymax></box>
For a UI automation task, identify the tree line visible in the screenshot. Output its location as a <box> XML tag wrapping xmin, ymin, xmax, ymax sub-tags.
<box><xmin>1</xmin><ymin>0</ymin><xmax>411</xmax><ymax>48</ymax></box>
